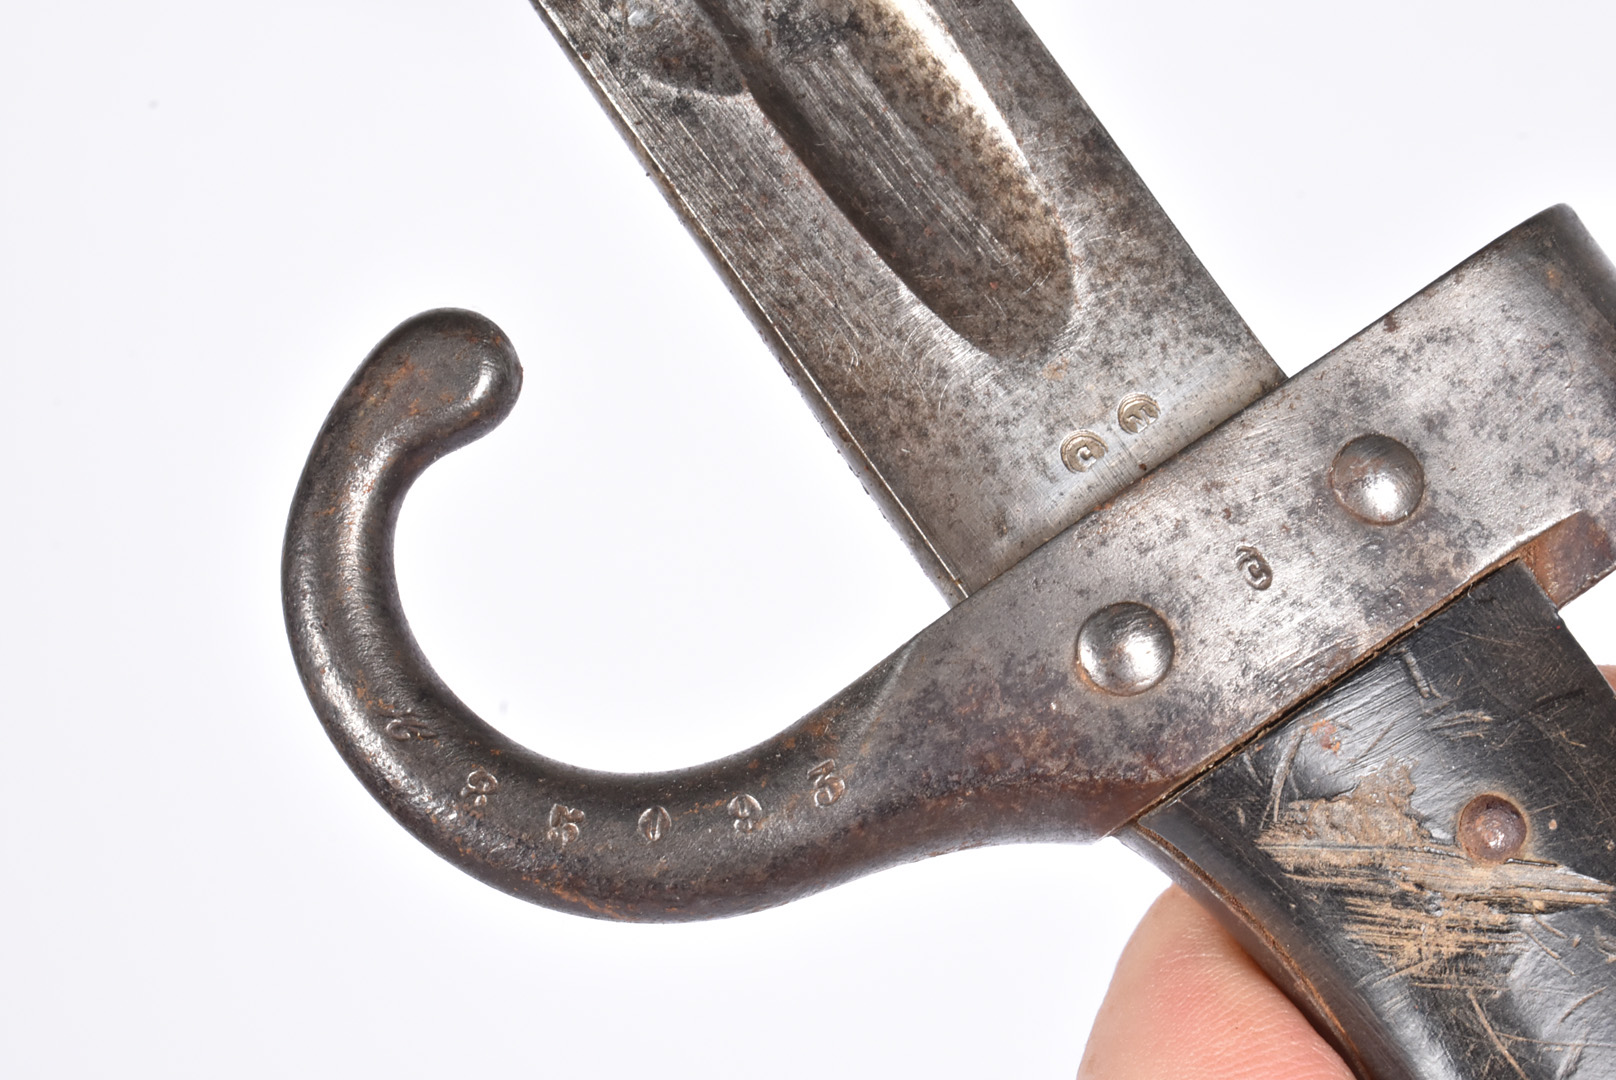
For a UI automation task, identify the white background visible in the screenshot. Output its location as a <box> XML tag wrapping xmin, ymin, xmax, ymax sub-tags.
<box><xmin>3</xmin><ymin>1</ymin><xmax>1615</xmax><ymax>1076</ymax></box>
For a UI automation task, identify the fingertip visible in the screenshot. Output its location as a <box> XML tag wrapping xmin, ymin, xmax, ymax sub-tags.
<box><xmin>1078</xmin><ymin>887</ymin><xmax>1352</xmax><ymax>1080</ymax></box>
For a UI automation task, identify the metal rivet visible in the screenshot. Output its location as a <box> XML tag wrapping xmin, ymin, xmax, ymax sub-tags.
<box><xmin>1061</xmin><ymin>430</ymin><xmax>1107</xmax><ymax>473</ymax></box>
<box><xmin>1076</xmin><ymin>603</ymin><xmax>1174</xmax><ymax>695</ymax></box>
<box><xmin>1457</xmin><ymin>794</ymin><xmax>1528</xmax><ymax>863</ymax></box>
<box><xmin>1328</xmin><ymin>434</ymin><xmax>1425</xmax><ymax>524</ymax></box>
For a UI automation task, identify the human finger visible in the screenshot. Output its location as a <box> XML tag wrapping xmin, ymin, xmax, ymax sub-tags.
<box><xmin>1077</xmin><ymin>886</ymin><xmax>1353</xmax><ymax>1080</ymax></box>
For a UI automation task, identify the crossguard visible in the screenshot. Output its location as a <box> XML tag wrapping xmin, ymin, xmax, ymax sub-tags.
<box><xmin>286</xmin><ymin>218</ymin><xmax>1616</xmax><ymax>922</ymax></box>
<box><xmin>282</xmin><ymin>309</ymin><xmax>1090</xmax><ymax>920</ymax></box>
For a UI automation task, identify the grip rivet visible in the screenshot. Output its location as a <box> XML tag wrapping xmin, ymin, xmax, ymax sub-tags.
<box><xmin>1458</xmin><ymin>794</ymin><xmax>1528</xmax><ymax>863</ymax></box>
<box><xmin>1076</xmin><ymin>603</ymin><xmax>1174</xmax><ymax>695</ymax></box>
<box><xmin>1329</xmin><ymin>434</ymin><xmax>1424</xmax><ymax>524</ymax></box>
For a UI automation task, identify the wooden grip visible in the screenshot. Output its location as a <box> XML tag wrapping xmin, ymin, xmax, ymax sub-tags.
<box><xmin>1128</xmin><ymin>561</ymin><xmax>1616</xmax><ymax>1079</ymax></box>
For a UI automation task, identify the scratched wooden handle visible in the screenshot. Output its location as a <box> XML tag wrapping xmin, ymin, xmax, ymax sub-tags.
<box><xmin>1128</xmin><ymin>561</ymin><xmax>1616</xmax><ymax>1080</ymax></box>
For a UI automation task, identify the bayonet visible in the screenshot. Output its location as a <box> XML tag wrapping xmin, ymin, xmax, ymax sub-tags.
<box><xmin>284</xmin><ymin>2</ymin><xmax>1616</xmax><ymax>1074</ymax></box>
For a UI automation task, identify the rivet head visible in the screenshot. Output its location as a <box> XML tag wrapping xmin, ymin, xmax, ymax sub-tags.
<box><xmin>1076</xmin><ymin>603</ymin><xmax>1174</xmax><ymax>695</ymax></box>
<box><xmin>1457</xmin><ymin>794</ymin><xmax>1528</xmax><ymax>863</ymax></box>
<box><xmin>1329</xmin><ymin>434</ymin><xmax>1424</xmax><ymax>524</ymax></box>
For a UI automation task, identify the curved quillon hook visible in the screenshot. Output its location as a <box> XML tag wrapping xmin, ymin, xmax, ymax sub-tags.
<box><xmin>283</xmin><ymin>310</ymin><xmax>1124</xmax><ymax>921</ymax></box>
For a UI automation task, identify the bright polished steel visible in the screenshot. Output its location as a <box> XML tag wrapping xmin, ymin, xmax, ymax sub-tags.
<box><xmin>526</xmin><ymin>0</ymin><xmax>1282</xmax><ymax>598</ymax></box>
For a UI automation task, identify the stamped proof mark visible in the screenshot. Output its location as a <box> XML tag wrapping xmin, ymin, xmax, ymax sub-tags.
<box><xmin>547</xmin><ymin>803</ymin><xmax>586</xmax><ymax>852</ymax></box>
<box><xmin>638</xmin><ymin>805</ymin><xmax>672</xmax><ymax>843</ymax></box>
<box><xmin>808</xmin><ymin>760</ymin><xmax>846</xmax><ymax>807</ymax></box>
<box><xmin>728</xmin><ymin>793</ymin><xmax>763</xmax><ymax>833</ymax></box>
<box><xmin>383</xmin><ymin>714</ymin><xmax>435</xmax><ymax>741</ymax></box>
<box><xmin>1060</xmin><ymin>431</ymin><xmax>1107</xmax><ymax>473</ymax></box>
<box><xmin>460</xmin><ymin>767</ymin><xmax>498</xmax><ymax>810</ymax></box>
<box><xmin>1235</xmin><ymin>545</ymin><xmax>1272</xmax><ymax>591</ymax></box>
<box><xmin>1116</xmin><ymin>394</ymin><xmax>1161</xmax><ymax>434</ymax></box>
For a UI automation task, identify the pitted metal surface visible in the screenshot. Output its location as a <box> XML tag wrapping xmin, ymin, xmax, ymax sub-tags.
<box><xmin>528</xmin><ymin>0</ymin><xmax>1282</xmax><ymax>597</ymax></box>
<box><xmin>285</xmin><ymin>208</ymin><xmax>1616</xmax><ymax>921</ymax></box>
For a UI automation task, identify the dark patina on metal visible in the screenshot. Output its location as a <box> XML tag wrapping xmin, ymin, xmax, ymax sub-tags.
<box><xmin>284</xmin><ymin>3</ymin><xmax>1616</xmax><ymax>1070</ymax></box>
<box><xmin>286</xmin><ymin>210</ymin><xmax>1616</xmax><ymax>925</ymax></box>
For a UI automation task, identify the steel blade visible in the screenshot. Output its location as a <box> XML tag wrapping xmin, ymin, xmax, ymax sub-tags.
<box><xmin>527</xmin><ymin>0</ymin><xmax>1281</xmax><ymax>597</ymax></box>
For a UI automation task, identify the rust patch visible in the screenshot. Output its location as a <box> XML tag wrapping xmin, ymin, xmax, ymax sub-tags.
<box><xmin>1457</xmin><ymin>794</ymin><xmax>1529</xmax><ymax>863</ymax></box>
<box><xmin>1308</xmin><ymin>718</ymin><xmax>1341</xmax><ymax>754</ymax></box>
<box><xmin>1518</xmin><ymin>511</ymin><xmax>1616</xmax><ymax>607</ymax></box>
<box><xmin>1257</xmin><ymin>763</ymin><xmax>1612</xmax><ymax>987</ymax></box>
